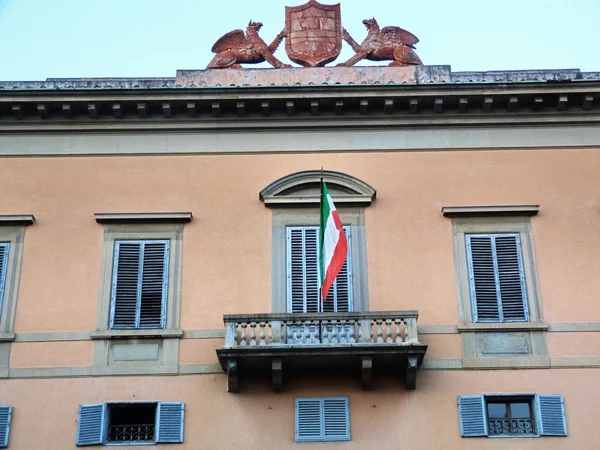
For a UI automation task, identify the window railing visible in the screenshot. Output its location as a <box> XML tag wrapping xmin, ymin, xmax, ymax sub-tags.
<box><xmin>108</xmin><ymin>424</ymin><xmax>155</xmax><ymax>442</ymax></box>
<box><xmin>488</xmin><ymin>418</ymin><xmax>535</xmax><ymax>435</ymax></box>
<box><xmin>222</xmin><ymin>311</ymin><xmax>420</xmax><ymax>347</ymax></box>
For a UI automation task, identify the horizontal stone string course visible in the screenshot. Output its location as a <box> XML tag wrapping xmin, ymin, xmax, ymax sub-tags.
<box><xmin>223</xmin><ymin>311</ymin><xmax>421</xmax><ymax>347</ymax></box>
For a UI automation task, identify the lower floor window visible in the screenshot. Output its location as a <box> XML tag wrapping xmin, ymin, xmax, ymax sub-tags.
<box><xmin>107</xmin><ymin>403</ymin><xmax>156</xmax><ymax>443</ymax></box>
<box><xmin>458</xmin><ymin>394</ymin><xmax>566</xmax><ymax>438</ymax></box>
<box><xmin>76</xmin><ymin>401</ymin><xmax>184</xmax><ymax>446</ymax></box>
<box><xmin>487</xmin><ymin>398</ymin><xmax>534</xmax><ymax>436</ymax></box>
<box><xmin>295</xmin><ymin>397</ymin><xmax>350</xmax><ymax>442</ymax></box>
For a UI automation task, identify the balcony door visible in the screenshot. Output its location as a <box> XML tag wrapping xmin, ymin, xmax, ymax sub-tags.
<box><xmin>286</xmin><ymin>226</ymin><xmax>353</xmax><ymax>314</ymax></box>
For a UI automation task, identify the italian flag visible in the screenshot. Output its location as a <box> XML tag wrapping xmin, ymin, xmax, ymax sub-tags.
<box><xmin>319</xmin><ymin>181</ymin><xmax>348</xmax><ymax>301</ymax></box>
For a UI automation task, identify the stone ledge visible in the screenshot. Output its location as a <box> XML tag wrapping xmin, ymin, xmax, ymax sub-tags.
<box><xmin>0</xmin><ymin>332</ymin><xmax>16</xmax><ymax>342</ymax></box>
<box><xmin>457</xmin><ymin>322</ymin><xmax>548</xmax><ymax>333</ymax></box>
<box><xmin>463</xmin><ymin>356</ymin><xmax>550</xmax><ymax>369</ymax></box>
<box><xmin>0</xmin><ymin>214</ymin><xmax>35</xmax><ymax>226</ymax></box>
<box><xmin>94</xmin><ymin>212</ymin><xmax>192</xmax><ymax>224</ymax></box>
<box><xmin>176</xmin><ymin>65</ymin><xmax>452</xmax><ymax>87</ymax></box>
<box><xmin>90</xmin><ymin>329</ymin><xmax>184</xmax><ymax>340</ymax></box>
<box><xmin>442</xmin><ymin>205</ymin><xmax>540</xmax><ymax>218</ymax></box>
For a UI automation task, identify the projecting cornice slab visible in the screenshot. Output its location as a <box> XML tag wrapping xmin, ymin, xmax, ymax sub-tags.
<box><xmin>0</xmin><ymin>214</ymin><xmax>36</xmax><ymax>226</ymax></box>
<box><xmin>94</xmin><ymin>212</ymin><xmax>193</xmax><ymax>224</ymax></box>
<box><xmin>442</xmin><ymin>205</ymin><xmax>540</xmax><ymax>217</ymax></box>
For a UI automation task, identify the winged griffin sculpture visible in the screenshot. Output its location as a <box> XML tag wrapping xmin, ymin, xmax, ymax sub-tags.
<box><xmin>206</xmin><ymin>21</ymin><xmax>291</xmax><ymax>69</ymax></box>
<box><xmin>338</xmin><ymin>18</ymin><xmax>423</xmax><ymax>67</ymax></box>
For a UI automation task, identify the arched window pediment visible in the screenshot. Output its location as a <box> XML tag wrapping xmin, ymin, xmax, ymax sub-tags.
<box><xmin>260</xmin><ymin>170</ymin><xmax>376</xmax><ymax>207</ymax></box>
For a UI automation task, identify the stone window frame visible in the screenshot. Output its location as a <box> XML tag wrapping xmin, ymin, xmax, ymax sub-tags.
<box><xmin>444</xmin><ymin>206</ymin><xmax>548</xmax><ymax>368</ymax></box>
<box><xmin>443</xmin><ymin>207</ymin><xmax>543</xmax><ymax>328</ymax></box>
<box><xmin>261</xmin><ymin>170</ymin><xmax>376</xmax><ymax>314</ymax></box>
<box><xmin>91</xmin><ymin>213</ymin><xmax>190</xmax><ymax>375</ymax></box>
<box><xmin>0</xmin><ymin>215</ymin><xmax>34</xmax><ymax>379</ymax></box>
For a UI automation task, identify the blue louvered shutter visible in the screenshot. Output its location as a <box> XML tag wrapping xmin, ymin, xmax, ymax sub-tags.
<box><xmin>466</xmin><ymin>234</ymin><xmax>528</xmax><ymax>323</ymax></box>
<box><xmin>458</xmin><ymin>395</ymin><xmax>487</xmax><ymax>437</ymax></box>
<box><xmin>156</xmin><ymin>402</ymin><xmax>184</xmax><ymax>443</ymax></box>
<box><xmin>323</xmin><ymin>397</ymin><xmax>350</xmax><ymax>441</ymax></box>
<box><xmin>535</xmin><ymin>395</ymin><xmax>567</xmax><ymax>436</ymax></box>
<box><xmin>0</xmin><ymin>406</ymin><xmax>12</xmax><ymax>448</ymax></box>
<box><xmin>295</xmin><ymin>398</ymin><xmax>322</xmax><ymax>442</ymax></box>
<box><xmin>287</xmin><ymin>227</ymin><xmax>352</xmax><ymax>313</ymax></box>
<box><xmin>76</xmin><ymin>403</ymin><xmax>106</xmax><ymax>446</ymax></box>
<box><xmin>0</xmin><ymin>244</ymin><xmax>9</xmax><ymax>314</ymax></box>
<box><xmin>110</xmin><ymin>240</ymin><xmax>169</xmax><ymax>329</ymax></box>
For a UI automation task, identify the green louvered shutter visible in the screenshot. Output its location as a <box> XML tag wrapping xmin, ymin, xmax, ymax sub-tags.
<box><xmin>76</xmin><ymin>403</ymin><xmax>106</xmax><ymax>446</ymax></box>
<box><xmin>466</xmin><ymin>234</ymin><xmax>528</xmax><ymax>322</ymax></box>
<box><xmin>0</xmin><ymin>406</ymin><xmax>12</xmax><ymax>448</ymax></box>
<box><xmin>323</xmin><ymin>397</ymin><xmax>350</xmax><ymax>441</ymax></box>
<box><xmin>156</xmin><ymin>402</ymin><xmax>184</xmax><ymax>443</ymax></box>
<box><xmin>536</xmin><ymin>395</ymin><xmax>567</xmax><ymax>436</ymax></box>
<box><xmin>110</xmin><ymin>241</ymin><xmax>169</xmax><ymax>329</ymax></box>
<box><xmin>0</xmin><ymin>244</ymin><xmax>9</xmax><ymax>314</ymax></box>
<box><xmin>458</xmin><ymin>395</ymin><xmax>487</xmax><ymax>437</ymax></box>
<box><xmin>287</xmin><ymin>227</ymin><xmax>352</xmax><ymax>314</ymax></box>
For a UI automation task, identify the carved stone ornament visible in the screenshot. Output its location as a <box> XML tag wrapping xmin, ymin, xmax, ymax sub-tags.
<box><xmin>206</xmin><ymin>21</ymin><xmax>291</xmax><ymax>69</ymax></box>
<box><xmin>284</xmin><ymin>0</ymin><xmax>342</xmax><ymax>67</ymax></box>
<box><xmin>205</xmin><ymin>3</ymin><xmax>422</xmax><ymax>69</ymax></box>
<box><xmin>339</xmin><ymin>18</ymin><xmax>422</xmax><ymax>67</ymax></box>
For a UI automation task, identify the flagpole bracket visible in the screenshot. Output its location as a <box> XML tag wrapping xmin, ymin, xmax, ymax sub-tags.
<box><xmin>360</xmin><ymin>356</ymin><xmax>373</xmax><ymax>390</ymax></box>
<box><xmin>272</xmin><ymin>358</ymin><xmax>284</xmax><ymax>392</ymax></box>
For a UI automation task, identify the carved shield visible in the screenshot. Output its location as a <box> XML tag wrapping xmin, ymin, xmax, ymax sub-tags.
<box><xmin>285</xmin><ymin>0</ymin><xmax>342</xmax><ymax>67</ymax></box>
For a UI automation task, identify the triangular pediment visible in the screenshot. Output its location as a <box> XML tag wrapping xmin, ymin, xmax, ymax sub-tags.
<box><xmin>260</xmin><ymin>170</ymin><xmax>376</xmax><ymax>207</ymax></box>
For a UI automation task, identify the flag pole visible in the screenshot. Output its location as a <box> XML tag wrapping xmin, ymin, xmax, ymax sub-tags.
<box><xmin>319</xmin><ymin>166</ymin><xmax>324</xmax><ymax>307</ymax></box>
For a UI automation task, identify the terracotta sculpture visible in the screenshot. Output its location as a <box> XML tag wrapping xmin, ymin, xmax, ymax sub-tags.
<box><xmin>284</xmin><ymin>0</ymin><xmax>342</xmax><ymax>67</ymax></box>
<box><xmin>206</xmin><ymin>21</ymin><xmax>291</xmax><ymax>69</ymax></box>
<box><xmin>338</xmin><ymin>18</ymin><xmax>423</xmax><ymax>67</ymax></box>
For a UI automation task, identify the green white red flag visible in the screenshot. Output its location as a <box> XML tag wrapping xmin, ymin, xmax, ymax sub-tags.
<box><xmin>319</xmin><ymin>181</ymin><xmax>348</xmax><ymax>301</ymax></box>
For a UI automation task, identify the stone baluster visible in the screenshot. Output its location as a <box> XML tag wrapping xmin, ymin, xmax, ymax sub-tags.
<box><xmin>270</xmin><ymin>321</ymin><xmax>281</xmax><ymax>345</ymax></box>
<box><xmin>358</xmin><ymin>319</ymin><xmax>371</xmax><ymax>343</ymax></box>
<box><xmin>385</xmin><ymin>318</ymin><xmax>393</xmax><ymax>343</ymax></box>
<box><xmin>349</xmin><ymin>320</ymin><xmax>356</xmax><ymax>343</ymax></box>
<box><xmin>286</xmin><ymin>322</ymin><xmax>293</xmax><ymax>344</ymax></box>
<box><xmin>331</xmin><ymin>320</ymin><xmax>338</xmax><ymax>344</ymax></box>
<box><xmin>340</xmin><ymin>320</ymin><xmax>348</xmax><ymax>343</ymax></box>
<box><xmin>376</xmin><ymin>319</ymin><xmax>383</xmax><ymax>343</ymax></box>
<box><xmin>240</xmin><ymin>321</ymin><xmax>248</xmax><ymax>346</ymax></box>
<box><xmin>395</xmin><ymin>318</ymin><xmax>403</xmax><ymax>343</ymax></box>
<box><xmin>326</xmin><ymin>322</ymin><xmax>333</xmax><ymax>344</ymax></box>
<box><xmin>259</xmin><ymin>321</ymin><xmax>266</xmax><ymax>346</ymax></box>
<box><xmin>250</xmin><ymin>322</ymin><xmax>257</xmax><ymax>346</ymax></box>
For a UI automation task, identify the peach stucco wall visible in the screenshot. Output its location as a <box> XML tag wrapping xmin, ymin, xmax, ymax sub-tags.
<box><xmin>1</xmin><ymin>148</ymin><xmax>599</xmax><ymax>334</ymax></box>
<box><xmin>0</xmin><ymin>370</ymin><xmax>596</xmax><ymax>449</ymax></box>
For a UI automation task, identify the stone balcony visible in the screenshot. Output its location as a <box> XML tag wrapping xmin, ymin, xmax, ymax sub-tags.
<box><xmin>216</xmin><ymin>311</ymin><xmax>427</xmax><ymax>392</ymax></box>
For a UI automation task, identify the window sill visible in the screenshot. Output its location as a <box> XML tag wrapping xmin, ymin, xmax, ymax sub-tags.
<box><xmin>0</xmin><ymin>332</ymin><xmax>16</xmax><ymax>342</ymax></box>
<box><xmin>457</xmin><ymin>322</ymin><xmax>548</xmax><ymax>333</ymax></box>
<box><xmin>90</xmin><ymin>329</ymin><xmax>183</xmax><ymax>340</ymax></box>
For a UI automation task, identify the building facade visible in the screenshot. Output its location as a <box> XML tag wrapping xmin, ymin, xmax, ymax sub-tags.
<box><xmin>0</xmin><ymin>64</ymin><xmax>599</xmax><ymax>448</ymax></box>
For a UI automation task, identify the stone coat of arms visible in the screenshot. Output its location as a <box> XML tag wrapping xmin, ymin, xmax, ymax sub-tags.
<box><xmin>284</xmin><ymin>0</ymin><xmax>342</xmax><ymax>67</ymax></box>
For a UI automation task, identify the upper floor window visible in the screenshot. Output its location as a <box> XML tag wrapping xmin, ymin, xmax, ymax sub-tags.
<box><xmin>287</xmin><ymin>226</ymin><xmax>352</xmax><ymax>314</ymax></box>
<box><xmin>110</xmin><ymin>240</ymin><xmax>169</xmax><ymax>330</ymax></box>
<box><xmin>466</xmin><ymin>233</ymin><xmax>528</xmax><ymax>323</ymax></box>
<box><xmin>0</xmin><ymin>244</ymin><xmax>8</xmax><ymax>317</ymax></box>
<box><xmin>260</xmin><ymin>170</ymin><xmax>375</xmax><ymax>314</ymax></box>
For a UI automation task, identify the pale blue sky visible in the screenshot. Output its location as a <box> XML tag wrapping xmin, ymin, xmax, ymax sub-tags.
<box><xmin>0</xmin><ymin>0</ymin><xmax>598</xmax><ymax>80</ymax></box>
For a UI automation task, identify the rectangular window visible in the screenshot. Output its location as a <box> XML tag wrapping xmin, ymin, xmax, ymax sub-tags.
<box><xmin>295</xmin><ymin>397</ymin><xmax>350</xmax><ymax>442</ymax></box>
<box><xmin>465</xmin><ymin>233</ymin><xmax>529</xmax><ymax>322</ymax></box>
<box><xmin>286</xmin><ymin>226</ymin><xmax>352</xmax><ymax>314</ymax></box>
<box><xmin>458</xmin><ymin>394</ymin><xmax>567</xmax><ymax>438</ymax></box>
<box><xmin>110</xmin><ymin>240</ymin><xmax>170</xmax><ymax>330</ymax></box>
<box><xmin>76</xmin><ymin>402</ymin><xmax>184</xmax><ymax>446</ymax></box>
<box><xmin>0</xmin><ymin>244</ymin><xmax>8</xmax><ymax>317</ymax></box>
<box><xmin>0</xmin><ymin>406</ymin><xmax>12</xmax><ymax>448</ymax></box>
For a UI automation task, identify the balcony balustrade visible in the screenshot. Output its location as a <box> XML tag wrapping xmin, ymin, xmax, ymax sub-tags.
<box><xmin>216</xmin><ymin>311</ymin><xmax>427</xmax><ymax>392</ymax></box>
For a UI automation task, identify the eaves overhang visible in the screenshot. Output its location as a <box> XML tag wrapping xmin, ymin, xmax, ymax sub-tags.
<box><xmin>0</xmin><ymin>66</ymin><xmax>599</xmax><ymax>131</ymax></box>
